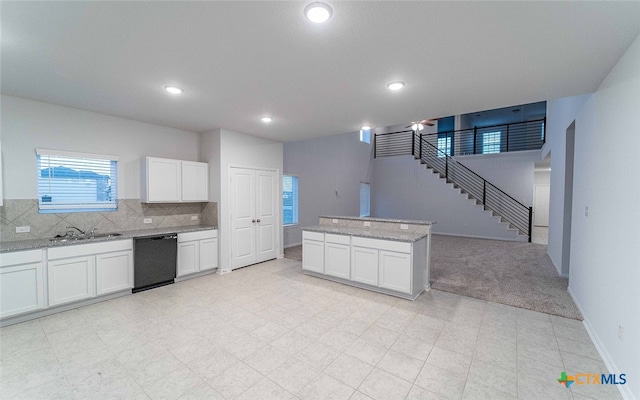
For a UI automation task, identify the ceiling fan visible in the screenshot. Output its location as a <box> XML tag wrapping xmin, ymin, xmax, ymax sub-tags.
<box><xmin>406</xmin><ymin>117</ymin><xmax>441</xmax><ymax>131</ymax></box>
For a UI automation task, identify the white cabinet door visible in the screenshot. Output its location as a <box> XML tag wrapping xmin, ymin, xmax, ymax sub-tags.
<box><xmin>177</xmin><ymin>241</ymin><xmax>199</xmax><ymax>277</ymax></box>
<box><xmin>302</xmin><ymin>239</ymin><xmax>324</xmax><ymax>273</ymax></box>
<box><xmin>324</xmin><ymin>242</ymin><xmax>350</xmax><ymax>279</ymax></box>
<box><xmin>378</xmin><ymin>251</ymin><xmax>412</xmax><ymax>294</ymax></box>
<box><xmin>96</xmin><ymin>251</ymin><xmax>133</xmax><ymax>295</ymax></box>
<box><xmin>182</xmin><ymin>161</ymin><xmax>208</xmax><ymax>202</ymax></box>
<box><xmin>48</xmin><ymin>256</ymin><xmax>96</xmax><ymax>306</ymax></box>
<box><xmin>0</xmin><ymin>250</ymin><xmax>46</xmax><ymax>318</ymax></box>
<box><xmin>145</xmin><ymin>157</ymin><xmax>181</xmax><ymax>203</ymax></box>
<box><xmin>199</xmin><ymin>238</ymin><xmax>218</xmax><ymax>271</ymax></box>
<box><xmin>351</xmin><ymin>246</ymin><xmax>378</xmax><ymax>286</ymax></box>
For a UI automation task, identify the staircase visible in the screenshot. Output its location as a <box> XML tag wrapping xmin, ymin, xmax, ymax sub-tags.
<box><xmin>374</xmin><ymin>129</ymin><xmax>533</xmax><ymax>242</ymax></box>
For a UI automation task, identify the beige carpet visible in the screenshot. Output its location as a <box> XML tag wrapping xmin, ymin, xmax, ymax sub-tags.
<box><xmin>430</xmin><ymin>235</ymin><xmax>582</xmax><ymax>320</ymax></box>
<box><xmin>284</xmin><ymin>245</ymin><xmax>302</xmax><ymax>261</ymax></box>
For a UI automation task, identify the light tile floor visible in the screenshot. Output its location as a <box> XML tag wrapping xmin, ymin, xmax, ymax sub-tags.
<box><xmin>0</xmin><ymin>258</ymin><xmax>622</xmax><ymax>400</ymax></box>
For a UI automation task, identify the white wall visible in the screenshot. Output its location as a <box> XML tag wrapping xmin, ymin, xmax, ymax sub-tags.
<box><xmin>372</xmin><ymin>155</ymin><xmax>523</xmax><ymax>240</ymax></box>
<box><xmin>283</xmin><ymin>131</ymin><xmax>374</xmax><ymax>247</ymax></box>
<box><xmin>545</xmin><ymin>93</ymin><xmax>592</xmax><ymax>275</ymax></box>
<box><xmin>1</xmin><ymin>96</ymin><xmax>201</xmax><ymax>200</ymax></box>
<box><xmin>567</xmin><ymin>34</ymin><xmax>640</xmax><ymax>400</ymax></box>
<box><xmin>455</xmin><ymin>150</ymin><xmax>540</xmax><ymax>206</ymax></box>
<box><xmin>202</xmin><ymin>128</ymin><xmax>283</xmax><ymax>272</ymax></box>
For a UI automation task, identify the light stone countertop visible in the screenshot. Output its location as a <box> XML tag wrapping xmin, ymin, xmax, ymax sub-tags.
<box><xmin>0</xmin><ymin>225</ymin><xmax>217</xmax><ymax>253</ymax></box>
<box><xmin>303</xmin><ymin>225</ymin><xmax>429</xmax><ymax>242</ymax></box>
<box><xmin>320</xmin><ymin>216</ymin><xmax>436</xmax><ymax>225</ymax></box>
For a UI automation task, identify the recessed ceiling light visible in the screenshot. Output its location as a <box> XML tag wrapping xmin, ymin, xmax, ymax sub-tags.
<box><xmin>386</xmin><ymin>81</ymin><xmax>405</xmax><ymax>91</ymax></box>
<box><xmin>261</xmin><ymin>116</ymin><xmax>273</xmax><ymax>123</ymax></box>
<box><xmin>305</xmin><ymin>2</ymin><xmax>332</xmax><ymax>23</ymax></box>
<box><xmin>163</xmin><ymin>85</ymin><xmax>183</xmax><ymax>95</ymax></box>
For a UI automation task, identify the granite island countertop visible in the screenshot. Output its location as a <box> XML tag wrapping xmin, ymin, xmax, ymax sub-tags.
<box><xmin>0</xmin><ymin>225</ymin><xmax>217</xmax><ymax>253</ymax></box>
<box><xmin>319</xmin><ymin>216</ymin><xmax>436</xmax><ymax>225</ymax></box>
<box><xmin>303</xmin><ymin>225</ymin><xmax>429</xmax><ymax>243</ymax></box>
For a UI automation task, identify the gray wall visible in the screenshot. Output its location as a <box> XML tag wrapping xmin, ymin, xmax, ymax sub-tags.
<box><xmin>371</xmin><ymin>155</ymin><xmax>528</xmax><ymax>240</ymax></box>
<box><xmin>283</xmin><ymin>131</ymin><xmax>373</xmax><ymax>247</ymax></box>
<box><xmin>454</xmin><ymin>150</ymin><xmax>540</xmax><ymax>206</ymax></box>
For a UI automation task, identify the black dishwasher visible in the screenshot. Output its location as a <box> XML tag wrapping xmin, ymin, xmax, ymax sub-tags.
<box><xmin>133</xmin><ymin>234</ymin><xmax>177</xmax><ymax>293</ymax></box>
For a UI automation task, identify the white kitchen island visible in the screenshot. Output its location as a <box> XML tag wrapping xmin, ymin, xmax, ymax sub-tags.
<box><xmin>302</xmin><ymin>216</ymin><xmax>435</xmax><ymax>300</ymax></box>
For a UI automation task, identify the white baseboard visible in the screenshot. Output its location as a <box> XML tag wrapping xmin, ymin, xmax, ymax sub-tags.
<box><xmin>568</xmin><ymin>286</ymin><xmax>635</xmax><ymax>400</ymax></box>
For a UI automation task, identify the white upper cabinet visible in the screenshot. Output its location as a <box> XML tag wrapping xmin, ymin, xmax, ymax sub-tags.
<box><xmin>142</xmin><ymin>157</ymin><xmax>208</xmax><ymax>203</ymax></box>
<box><xmin>181</xmin><ymin>161</ymin><xmax>209</xmax><ymax>202</ymax></box>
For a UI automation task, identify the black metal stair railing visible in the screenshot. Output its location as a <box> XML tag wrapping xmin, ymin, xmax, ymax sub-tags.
<box><xmin>418</xmin><ymin>136</ymin><xmax>532</xmax><ymax>239</ymax></box>
<box><xmin>374</xmin><ymin>128</ymin><xmax>534</xmax><ymax>241</ymax></box>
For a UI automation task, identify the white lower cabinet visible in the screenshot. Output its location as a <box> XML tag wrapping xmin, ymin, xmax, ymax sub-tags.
<box><xmin>351</xmin><ymin>246</ymin><xmax>379</xmax><ymax>286</ymax></box>
<box><xmin>302</xmin><ymin>231</ymin><xmax>324</xmax><ymax>273</ymax></box>
<box><xmin>177</xmin><ymin>230</ymin><xmax>218</xmax><ymax>277</ymax></box>
<box><xmin>48</xmin><ymin>256</ymin><xmax>96</xmax><ymax>306</ymax></box>
<box><xmin>47</xmin><ymin>240</ymin><xmax>133</xmax><ymax>307</ymax></box>
<box><xmin>96</xmin><ymin>251</ymin><xmax>134</xmax><ymax>296</ymax></box>
<box><xmin>378</xmin><ymin>250</ymin><xmax>412</xmax><ymax>294</ymax></box>
<box><xmin>325</xmin><ymin>242</ymin><xmax>350</xmax><ymax>279</ymax></box>
<box><xmin>0</xmin><ymin>249</ymin><xmax>46</xmax><ymax>318</ymax></box>
<box><xmin>302</xmin><ymin>230</ymin><xmax>426</xmax><ymax>300</ymax></box>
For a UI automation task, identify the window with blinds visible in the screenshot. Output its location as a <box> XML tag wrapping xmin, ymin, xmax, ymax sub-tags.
<box><xmin>283</xmin><ymin>175</ymin><xmax>299</xmax><ymax>225</ymax></box>
<box><xmin>360</xmin><ymin>182</ymin><xmax>370</xmax><ymax>217</ymax></box>
<box><xmin>36</xmin><ymin>149</ymin><xmax>118</xmax><ymax>213</ymax></box>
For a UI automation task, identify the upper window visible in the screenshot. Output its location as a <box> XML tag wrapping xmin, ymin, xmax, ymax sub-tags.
<box><xmin>360</xmin><ymin>182</ymin><xmax>371</xmax><ymax>217</ymax></box>
<box><xmin>482</xmin><ymin>131</ymin><xmax>501</xmax><ymax>154</ymax></box>
<box><xmin>37</xmin><ymin>149</ymin><xmax>118</xmax><ymax>213</ymax></box>
<box><xmin>359</xmin><ymin>127</ymin><xmax>371</xmax><ymax>144</ymax></box>
<box><xmin>283</xmin><ymin>175</ymin><xmax>299</xmax><ymax>226</ymax></box>
<box><xmin>437</xmin><ymin>136</ymin><xmax>452</xmax><ymax>158</ymax></box>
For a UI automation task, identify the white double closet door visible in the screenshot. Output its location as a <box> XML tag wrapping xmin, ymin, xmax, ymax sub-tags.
<box><xmin>230</xmin><ymin>167</ymin><xmax>278</xmax><ymax>270</ymax></box>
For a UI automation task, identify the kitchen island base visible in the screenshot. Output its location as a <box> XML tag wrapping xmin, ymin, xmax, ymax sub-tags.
<box><xmin>302</xmin><ymin>217</ymin><xmax>433</xmax><ymax>301</ymax></box>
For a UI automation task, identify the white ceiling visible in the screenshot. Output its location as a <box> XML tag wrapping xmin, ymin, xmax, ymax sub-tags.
<box><xmin>2</xmin><ymin>1</ymin><xmax>639</xmax><ymax>142</ymax></box>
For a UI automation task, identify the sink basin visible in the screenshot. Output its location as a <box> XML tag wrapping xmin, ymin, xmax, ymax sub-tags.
<box><xmin>49</xmin><ymin>232</ymin><xmax>122</xmax><ymax>242</ymax></box>
<box><xmin>90</xmin><ymin>232</ymin><xmax>123</xmax><ymax>239</ymax></box>
<box><xmin>49</xmin><ymin>237</ymin><xmax>82</xmax><ymax>242</ymax></box>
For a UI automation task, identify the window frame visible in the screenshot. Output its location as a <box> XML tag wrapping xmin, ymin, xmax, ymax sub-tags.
<box><xmin>359</xmin><ymin>127</ymin><xmax>371</xmax><ymax>144</ymax></box>
<box><xmin>359</xmin><ymin>182</ymin><xmax>371</xmax><ymax>218</ymax></box>
<box><xmin>36</xmin><ymin>149</ymin><xmax>119</xmax><ymax>214</ymax></box>
<box><xmin>282</xmin><ymin>174</ymin><xmax>299</xmax><ymax>226</ymax></box>
<box><xmin>481</xmin><ymin>131</ymin><xmax>501</xmax><ymax>154</ymax></box>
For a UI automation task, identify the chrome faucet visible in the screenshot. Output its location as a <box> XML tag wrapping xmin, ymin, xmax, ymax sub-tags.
<box><xmin>66</xmin><ymin>225</ymin><xmax>85</xmax><ymax>236</ymax></box>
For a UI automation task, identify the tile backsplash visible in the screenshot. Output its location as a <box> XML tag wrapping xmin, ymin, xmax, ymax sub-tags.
<box><xmin>0</xmin><ymin>199</ymin><xmax>218</xmax><ymax>242</ymax></box>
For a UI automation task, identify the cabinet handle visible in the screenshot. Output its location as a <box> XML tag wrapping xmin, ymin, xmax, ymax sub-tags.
<box><xmin>252</xmin><ymin>219</ymin><xmax>256</xmax><ymax>223</ymax></box>
<box><xmin>256</xmin><ymin>219</ymin><xmax>261</xmax><ymax>223</ymax></box>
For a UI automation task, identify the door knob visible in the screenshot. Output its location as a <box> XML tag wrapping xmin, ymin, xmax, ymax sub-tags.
<box><xmin>252</xmin><ymin>219</ymin><xmax>256</xmax><ymax>223</ymax></box>
<box><xmin>257</xmin><ymin>219</ymin><xmax>261</xmax><ymax>223</ymax></box>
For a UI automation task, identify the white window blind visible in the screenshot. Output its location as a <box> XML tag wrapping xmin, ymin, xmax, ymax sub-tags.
<box><xmin>482</xmin><ymin>131</ymin><xmax>501</xmax><ymax>154</ymax></box>
<box><xmin>283</xmin><ymin>175</ymin><xmax>299</xmax><ymax>225</ymax></box>
<box><xmin>36</xmin><ymin>149</ymin><xmax>119</xmax><ymax>213</ymax></box>
<box><xmin>360</xmin><ymin>182</ymin><xmax>370</xmax><ymax>217</ymax></box>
